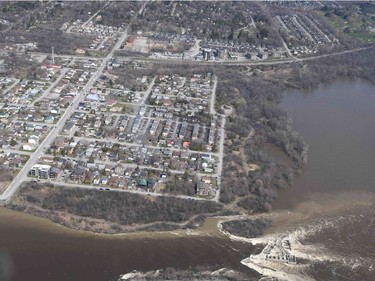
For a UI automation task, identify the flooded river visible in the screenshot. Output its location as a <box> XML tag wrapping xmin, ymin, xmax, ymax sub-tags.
<box><xmin>0</xmin><ymin>207</ymin><xmax>259</xmax><ymax>281</ymax></box>
<box><xmin>275</xmin><ymin>79</ymin><xmax>375</xmax><ymax>209</ymax></box>
<box><xmin>262</xmin><ymin>79</ymin><xmax>375</xmax><ymax>280</ymax></box>
<box><xmin>1</xmin><ymin>79</ymin><xmax>374</xmax><ymax>281</ymax></box>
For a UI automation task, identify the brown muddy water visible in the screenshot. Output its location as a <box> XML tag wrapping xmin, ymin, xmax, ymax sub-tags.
<box><xmin>275</xmin><ymin>79</ymin><xmax>375</xmax><ymax>210</ymax></box>
<box><xmin>1</xmin><ymin>79</ymin><xmax>375</xmax><ymax>281</ymax></box>
<box><xmin>0</xmin><ymin>207</ymin><xmax>260</xmax><ymax>281</ymax></box>
<box><xmin>265</xmin><ymin>79</ymin><xmax>375</xmax><ymax>280</ymax></box>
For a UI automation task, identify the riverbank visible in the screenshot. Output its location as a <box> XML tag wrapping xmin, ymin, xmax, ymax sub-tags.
<box><xmin>2</xmin><ymin>52</ymin><xmax>375</xmax><ymax>281</ymax></box>
<box><xmin>0</xmin><ymin>206</ymin><xmax>224</xmax><ymax>239</ymax></box>
<box><xmin>6</xmin><ymin>182</ymin><xmax>235</xmax><ymax>235</ymax></box>
<box><xmin>0</xmin><ymin>206</ymin><xmax>262</xmax><ymax>281</ymax></box>
<box><xmin>2</xmin><ymin>190</ymin><xmax>374</xmax><ymax>281</ymax></box>
<box><xmin>217</xmin><ymin>190</ymin><xmax>375</xmax><ymax>281</ymax></box>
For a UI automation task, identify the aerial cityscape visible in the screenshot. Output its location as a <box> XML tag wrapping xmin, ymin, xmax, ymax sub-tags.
<box><xmin>0</xmin><ymin>1</ymin><xmax>374</xmax><ymax>281</ymax></box>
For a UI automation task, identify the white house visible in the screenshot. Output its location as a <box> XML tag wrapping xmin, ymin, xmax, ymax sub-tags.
<box><xmin>23</xmin><ymin>143</ymin><xmax>36</xmax><ymax>151</ymax></box>
<box><xmin>28</xmin><ymin>135</ymin><xmax>39</xmax><ymax>145</ymax></box>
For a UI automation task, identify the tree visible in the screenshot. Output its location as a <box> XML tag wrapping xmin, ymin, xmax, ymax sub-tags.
<box><xmin>134</xmin><ymin>165</ymin><xmax>140</xmax><ymax>174</ymax></box>
<box><xmin>10</xmin><ymin>139</ymin><xmax>17</xmax><ymax>146</ymax></box>
<box><xmin>182</xmin><ymin>170</ymin><xmax>189</xmax><ymax>182</ymax></box>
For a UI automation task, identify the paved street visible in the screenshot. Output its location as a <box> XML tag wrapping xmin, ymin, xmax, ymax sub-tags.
<box><xmin>1</xmin><ymin>0</ymin><xmax>372</xmax><ymax>204</ymax></box>
<box><xmin>213</xmin><ymin>116</ymin><xmax>225</xmax><ymax>202</ymax></box>
<box><xmin>34</xmin><ymin>178</ymin><xmax>212</xmax><ymax>201</ymax></box>
<box><xmin>71</xmin><ymin>135</ymin><xmax>220</xmax><ymax>158</ymax></box>
<box><xmin>31</xmin><ymin>68</ymin><xmax>69</xmax><ymax>106</ymax></box>
<box><xmin>129</xmin><ymin>46</ymin><xmax>374</xmax><ymax>66</ymax></box>
<box><xmin>210</xmin><ymin>75</ymin><xmax>218</xmax><ymax>115</ymax></box>
<box><xmin>0</xmin><ymin>3</ymin><xmax>146</xmax><ymax>203</ymax></box>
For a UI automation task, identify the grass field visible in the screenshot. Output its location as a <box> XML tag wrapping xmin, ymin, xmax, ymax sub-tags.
<box><xmin>319</xmin><ymin>10</ymin><xmax>375</xmax><ymax>43</ymax></box>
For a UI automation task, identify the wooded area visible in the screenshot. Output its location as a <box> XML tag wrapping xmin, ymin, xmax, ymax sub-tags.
<box><xmin>222</xmin><ymin>218</ymin><xmax>272</xmax><ymax>238</ymax></box>
<box><xmin>132</xmin><ymin>1</ymin><xmax>282</xmax><ymax>47</ymax></box>
<box><xmin>6</xmin><ymin>47</ymin><xmax>375</xmax><ymax>232</ymax></box>
<box><xmin>218</xmin><ymin>47</ymin><xmax>375</xmax><ymax>211</ymax></box>
<box><xmin>10</xmin><ymin>182</ymin><xmax>225</xmax><ymax>227</ymax></box>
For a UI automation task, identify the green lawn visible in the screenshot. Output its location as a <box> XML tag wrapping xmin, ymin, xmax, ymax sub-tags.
<box><xmin>349</xmin><ymin>31</ymin><xmax>375</xmax><ymax>43</ymax></box>
<box><xmin>319</xmin><ymin>10</ymin><xmax>375</xmax><ymax>43</ymax></box>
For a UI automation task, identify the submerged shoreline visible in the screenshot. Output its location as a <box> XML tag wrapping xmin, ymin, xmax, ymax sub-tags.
<box><xmin>219</xmin><ymin>191</ymin><xmax>375</xmax><ymax>281</ymax></box>
<box><xmin>0</xmin><ymin>206</ymin><xmax>262</xmax><ymax>281</ymax></box>
<box><xmin>2</xmin><ymin>78</ymin><xmax>375</xmax><ymax>281</ymax></box>
<box><xmin>5</xmin><ymin>181</ymin><xmax>233</xmax><ymax>235</ymax></box>
<box><xmin>2</xmin><ymin>101</ymin><xmax>373</xmax><ymax>281</ymax></box>
<box><xmin>0</xmin><ymin>205</ymin><xmax>224</xmax><ymax>239</ymax></box>
<box><xmin>2</xmin><ymin>190</ymin><xmax>375</xmax><ymax>281</ymax></box>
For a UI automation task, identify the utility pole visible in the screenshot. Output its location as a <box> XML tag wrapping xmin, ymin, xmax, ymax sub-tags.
<box><xmin>52</xmin><ymin>46</ymin><xmax>55</xmax><ymax>64</ymax></box>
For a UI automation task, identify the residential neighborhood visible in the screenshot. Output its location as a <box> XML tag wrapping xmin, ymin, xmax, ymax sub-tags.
<box><xmin>0</xmin><ymin>0</ymin><xmax>372</xmax><ymax>203</ymax></box>
<box><xmin>1</xmin><ymin>46</ymin><xmax>225</xmax><ymax>199</ymax></box>
<box><xmin>0</xmin><ymin>2</ymin><xmax>374</xmax><ymax>281</ymax></box>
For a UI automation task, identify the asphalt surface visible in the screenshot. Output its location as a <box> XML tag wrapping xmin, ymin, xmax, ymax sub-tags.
<box><xmin>0</xmin><ymin>3</ymin><xmax>146</xmax><ymax>203</ymax></box>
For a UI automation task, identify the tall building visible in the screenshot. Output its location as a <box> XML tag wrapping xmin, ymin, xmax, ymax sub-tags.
<box><xmin>29</xmin><ymin>164</ymin><xmax>51</xmax><ymax>179</ymax></box>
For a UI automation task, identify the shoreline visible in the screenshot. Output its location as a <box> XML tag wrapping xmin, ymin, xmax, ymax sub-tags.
<box><xmin>5</xmin><ymin>188</ymin><xmax>373</xmax><ymax>239</ymax></box>
<box><xmin>217</xmin><ymin>191</ymin><xmax>375</xmax><ymax>281</ymax></box>
<box><xmin>5</xmin><ymin>181</ymin><xmax>232</xmax><ymax>236</ymax></box>
<box><xmin>0</xmin><ymin>205</ymin><xmax>230</xmax><ymax>240</ymax></box>
<box><xmin>0</xmin><ymin>205</ymin><xmax>262</xmax><ymax>281</ymax></box>
<box><xmin>2</xmin><ymin>189</ymin><xmax>375</xmax><ymax>281</ymax></box>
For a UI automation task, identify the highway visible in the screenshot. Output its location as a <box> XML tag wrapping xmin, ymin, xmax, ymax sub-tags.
<box><xmin>0</xmin><ymin>123</ymin><xmax>59</xmax><ymax>202</ymax></box>
<box><xmin>128</xmin><ymin>46</ymin><xmax>374</xmax><ymax>66</ymax></box>
<box><xmin>0</xmin><ymin>3</ymin><xmax>147</xmax><ymax>203</ymax></box>
<box><xmin>1</xmin><ymin>0</ymin><xmax>371</xmax><ymax>204</ymax></box>
<box><xmin>0</xmin><ymin>66</ymin><xmax>224</xmax><ymax>203</ymax></box>
<box><xmin>30</xmin><ymin>45</ymin><xmax>374</xmax><ymax>69</ymax></box>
